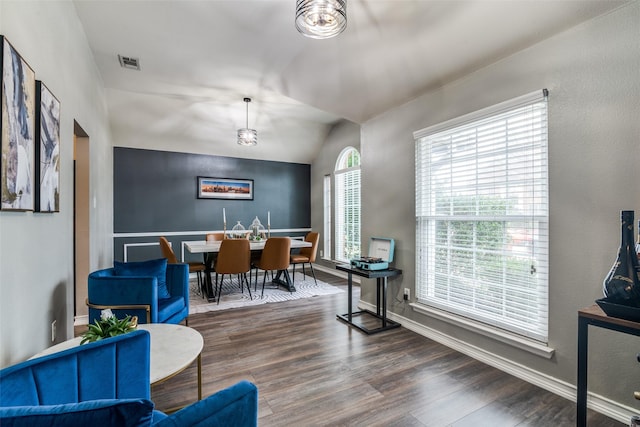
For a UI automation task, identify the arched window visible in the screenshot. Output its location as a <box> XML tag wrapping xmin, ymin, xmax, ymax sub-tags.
<box><xmin>334</xmin><ymin>147</ymin><xmax>361</xmax><ymax>262</ymax></box>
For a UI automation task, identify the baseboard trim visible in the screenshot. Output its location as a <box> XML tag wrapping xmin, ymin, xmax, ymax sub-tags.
<box><xmin>313</xmin><ymin>263</ymin><xmax>361</xmax><ymax>284</ymax></box>
<box><xmin>357</xmin><ymin>300</ymin><xmax>636</xmax><ymax>424</ymax></box>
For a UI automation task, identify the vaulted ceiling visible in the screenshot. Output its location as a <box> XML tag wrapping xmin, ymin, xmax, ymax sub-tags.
<box><xmin>73</xmin><ymin>0</ymin><xmax>628</xmax><ymax>163</ymax></box>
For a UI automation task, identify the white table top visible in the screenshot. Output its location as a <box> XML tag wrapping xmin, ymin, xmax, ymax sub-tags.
<box><xmin>32</xmin><ymin>324</ymin><xmax>203</xmax><ymax>385</ymax></box>
<box><xmin>185</xmin><ymin>238</ymin><xmax>311</xmax><ymax>254</ymax></box>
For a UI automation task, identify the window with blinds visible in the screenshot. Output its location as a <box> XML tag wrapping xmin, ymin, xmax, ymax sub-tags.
<box><xmin>323</xmin><ymin>174</ymin><xmax>332</xmax><ymax>260</ymax></box>
<box><xmin>335</xmin><ymin>147</ymin><xmax>361</xmax><ymax>263</ymax></box>
<box><xmin>414</xmin><ymin>90</ymin><xmax>549</xmax><ymax>342</ymax></box>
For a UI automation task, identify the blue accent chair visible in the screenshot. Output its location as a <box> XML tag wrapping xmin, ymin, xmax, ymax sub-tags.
<box><xmin>88</xmin><ymin>263</ymin><xmax>189</xmax><ymax>325</ymax></box>
<box><xmin>0</xmin><ymin>330</ymin><xmax>258</xmax><ymax>427</ymax></box>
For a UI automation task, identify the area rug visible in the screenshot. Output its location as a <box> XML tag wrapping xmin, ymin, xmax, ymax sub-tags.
<box><xmin>189</xmin><ymin>275</ymin><xmax>343</xmax><ymax>313</ymax></box>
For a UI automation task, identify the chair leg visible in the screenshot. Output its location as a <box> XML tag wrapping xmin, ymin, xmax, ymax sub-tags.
<box><xmin>244</xmin><ymin>273</ymin><xmax>252</xmax><ymax>300</ymax></box>
<box><xmin>217</xmin><ymin>274</ymin><xmax>225</xmax><ymax>305</ymax></box>
<box><xmin>261</xmin><ymin>271</ymin><xmax>268</xmax><ymax>298</ymax></box>
<box><xmin>302</xmin><ymin>263</ymin><xmax>307</xmax><ymax>280</ymax></box>
<box><xmin>308</xmin><ymin>262</ymin><xmax>317</xmax><ymax>286</ymax></box>
<box><xmin>292</xmin><ymin>264</ymin><xmax>296</xmax><ymax>284</ymax></box>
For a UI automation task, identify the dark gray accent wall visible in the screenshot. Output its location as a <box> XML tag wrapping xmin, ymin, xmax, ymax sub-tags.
<box><xmin>113</xmin><ymin>147</ymin><xmax>310</xmax><ymax>260</ymax></box>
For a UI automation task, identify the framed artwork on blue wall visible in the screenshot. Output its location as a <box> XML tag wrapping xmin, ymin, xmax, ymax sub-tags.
<box><xmin>1</xmin><ymin>35</ymin><xmax>36</xmax><ymax>211</ymax></box>
<box><xmin>197</xmin><ymin>177</ymin><xmax>254</xmax><ymax>200</ymax></box>
<box><xmin>35</xmin><ymin>80</ymin><xmax>60</xmax><ymax>213</ymax></box>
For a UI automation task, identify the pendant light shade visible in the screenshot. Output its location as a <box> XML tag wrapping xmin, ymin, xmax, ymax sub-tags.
<box><xmin>295</xmin><ymin>0</ymin><xmax>347</xmax><ymax>39</ymax></box>
<box><xmin>237</xmin><ymin>97</ymin><xmax>257</xmax><ymax>146</ymax></box>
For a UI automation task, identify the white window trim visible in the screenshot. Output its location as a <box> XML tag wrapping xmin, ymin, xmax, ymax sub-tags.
<box><xmin>409</xmin><ymin>303</ymin><xmax>555</xmax><ymax>359</ymax></box>
<box><xmin>414</xmin><ymin>89</ymin><xmax>549</xmax><ymax>344</ymax></box>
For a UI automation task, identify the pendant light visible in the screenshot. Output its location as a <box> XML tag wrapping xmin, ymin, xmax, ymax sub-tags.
<box><xmin>237</xmin><ymin>98</ymin><xmax>257</xmax><ymax>146</ymax></box>
<box><xmin>295</xmin><ymin>0</ymin><xmax>347</xmax><ymax>39</ymax></box>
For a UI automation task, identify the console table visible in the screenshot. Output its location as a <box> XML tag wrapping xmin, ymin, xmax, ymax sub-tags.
<box><xmin>336</xmin><ymin>264</ymin><xmax>402</xmax><ymax>334</ymax></box>
<box><xmin>577</xmin><ymin>304</ymin><xmax>640</xmax><ymax>426</ymax></box>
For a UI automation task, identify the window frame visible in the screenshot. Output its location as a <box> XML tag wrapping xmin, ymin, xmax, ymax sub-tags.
<box><xmin>414</xmin><ymin>90</ymin><xmax>549</xmax><ymax>343</ymax></box>
<box><xmin>334</xmin><ymin>147</ymin><xmax>361</xmax><ymax>264</ymax></box>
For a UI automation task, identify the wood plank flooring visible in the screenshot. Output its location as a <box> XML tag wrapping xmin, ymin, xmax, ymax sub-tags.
<box><xmin>84</xmin><ymin>270</ymin><xmax>625</xmax><ymax>426</ymax></box>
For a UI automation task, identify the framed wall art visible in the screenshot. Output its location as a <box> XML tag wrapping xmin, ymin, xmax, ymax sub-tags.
<box><xmin>197</xmin><ymin>177</ymin><xmax>254</xmax><ymax>200</ymax></box>
<box><xmin>35</xmin><ymin>81</ymin><xmax>60</xmax><ymax>212</ymax></box>
<box><xmin>1</xmin><ymin>35</ymin><xmax>36</xmax><ymax>211</ymax></box>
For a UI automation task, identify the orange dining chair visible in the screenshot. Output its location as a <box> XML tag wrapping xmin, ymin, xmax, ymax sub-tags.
<box><xmin>290</xmin><ymin>232</ymin><xmax>319</xmax><ymax>286</ymax></box>
<box><xmin>213</xmin><ymin>238</ymin><xmax>252</xmax><ymax>304</ymax></box>
<box><xmin>253</xmin><ymin>237</ymin><xmax>291</xmax><ymax>298</ymax></box>
<box><xmin>159</xmin><ymin>236</ymin><xmax>207</xmax><ymax>297</ymax></box>
<box><xmin>204</xmin><ymin>232</ymin><xmax>225</xmax><ymax>275</ymax></box>
<box><xmin>206</xmin><ymin>232</ymin><xmax>225</xmax><ymax>242</ymax></box>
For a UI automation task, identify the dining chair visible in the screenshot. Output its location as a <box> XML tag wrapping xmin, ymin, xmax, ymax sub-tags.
<box><xmin>253</xmin><ymin>237</ymin><xmax>292</xmax><ymax>298</ymax></box>
<box><xmin>204</xmin><ymin>232</ymin><xmax>225</xmax><ymax>277</ymax></box>
<box><xmin>214</xmin><ymin>238</ymin><xmax>252</xmax><ymax>304</ymax></box>
<box><xmin>206</xmin><ymin>232</ymin><xmax>225</xmax><ymax>242</ymax></box>
<box><xmin>159</xmin><ymin>236</ymin><xmax>207</xmax><ymax>297</ymax></box>
<box><xmin>290</xmin><ymin>231</ymin><xmax>319</xmax><ymax>286</ymax></box>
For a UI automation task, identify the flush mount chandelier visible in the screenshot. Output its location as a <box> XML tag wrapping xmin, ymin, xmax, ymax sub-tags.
<box><xmin>237</xmin><ymin>97</ymin><xmax>257</xmax><ymax>146</ymax></box>
<box><xmin>295</xmin><ymin>0</ymin><xmax>347</xmax><ymax>39</ymax></box>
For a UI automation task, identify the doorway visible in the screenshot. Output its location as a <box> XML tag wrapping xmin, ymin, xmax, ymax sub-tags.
<box><xmin>74</xmin><ymin>121</ymin><xmax>90</xmax><ymax>324</ymax></box>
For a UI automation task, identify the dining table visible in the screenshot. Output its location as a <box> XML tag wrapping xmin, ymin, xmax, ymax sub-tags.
<box><xmin>184</xmin><ymin>238</ymin><xmax>312</xmax><ymax>301</ymax></box>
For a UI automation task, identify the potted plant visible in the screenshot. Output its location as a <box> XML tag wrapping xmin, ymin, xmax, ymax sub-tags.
<box><xmin>81</xmin><ymin>309</ymin><xmax>138</xmax><ymax>344</ymax></box>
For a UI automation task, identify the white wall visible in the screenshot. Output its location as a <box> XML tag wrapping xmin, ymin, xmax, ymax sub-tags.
<box><xmin>0</xmin><ymin>1</ymin><xmax>113</xmax><ymax>367</ymax></box>
<box><xmin>356</xmin><ymin>1</ymin><xmax>639</xmax><ymax>417</ymax></box>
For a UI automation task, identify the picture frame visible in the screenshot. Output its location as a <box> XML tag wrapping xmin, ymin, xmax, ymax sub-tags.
<box><xmin>197</xmin><ymin>177</ymin><xmax>254</xmax><ymax>200</ymax></box>
<box><xmin>1</xmin><ymin>35</ymin><xmax>36</xmax><ymax>211</ymax></box>
<box><xmin>35</xmin><ymin>81</ymin><xmax>61</xmax><ymax>213</ymax></box>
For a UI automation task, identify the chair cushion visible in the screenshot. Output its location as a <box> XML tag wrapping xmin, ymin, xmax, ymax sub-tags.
<box><xmin>114</xmin><ymin>258</ymin><xmax>170</xmax><ymax>299</ymax></box>
<box><xmin>157</xmin><ymin>296</ymin><xmax>185</xmax><ymax>323</ymax></box>
<box><xmin>0</xmin><ymin>398</ymin><xmax>154</xmax><ymax>427</ymax></box>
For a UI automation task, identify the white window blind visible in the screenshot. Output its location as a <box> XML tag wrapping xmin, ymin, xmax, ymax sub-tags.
<box><xmin>414</xmin><ymin>90</ymin><xmax>549</xmax><ymax>342</ymax></box>
<box><xmin>323</xmin><ymin>174</ymin><xmax>332</xmax><ymax>260</ymax></box>
<box><xmin>335</xmin><ymin>148</ymin><xmax>361</xmax><ymax>263</ymax></box>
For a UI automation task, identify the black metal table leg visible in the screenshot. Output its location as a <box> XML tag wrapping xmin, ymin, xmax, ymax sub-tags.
<box><xmin>577</xmin><ymin>316</ymin><xmax>588</xmax><ymax>427</ymax></box>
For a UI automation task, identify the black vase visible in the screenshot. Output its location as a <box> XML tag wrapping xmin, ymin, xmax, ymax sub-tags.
<box><xmin>603</xmin><ymin>210</ymin><xmax>640</xmax><ymax>306</ymax></box>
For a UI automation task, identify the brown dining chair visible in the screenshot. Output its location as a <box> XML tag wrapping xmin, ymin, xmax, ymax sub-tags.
<box><xmin>204</xmin><ymin>232</ymin><xmax>225</xmax><ymax>273</ymax></box>
<box><xmin>214</xmin><ymin>238</ymin><xmax>252</xmax><ymax>304</ymax></box>
<box><xmin>290</xmin><ymin>232</ymin><xmax>319</xmax><ymax>286</ymax></box>
<box><xmin>159</xmin><ymin>236</ymin><xmax>207</xmax><ymax>297</ymax></box>
<box><xmin>206</xmin><ymin>232</ymin><xmax>225</xmax><ymax>242</ymax></box>
<box><xmin>253</xmin><ymin>237</ymin><xmax>291</xmax><ymax>298</ymax></box>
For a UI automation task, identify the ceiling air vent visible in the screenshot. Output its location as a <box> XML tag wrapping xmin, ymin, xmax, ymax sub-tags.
<box><xmin>118</xmin><ymin>54</ymin><xmax>140</xmax><ymax>70</ymax></box>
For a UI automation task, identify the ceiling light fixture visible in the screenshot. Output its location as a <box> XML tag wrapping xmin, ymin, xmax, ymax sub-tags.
<box><xmin>237</xmin><ymin>97</ymin><xmax>257</xmax><ymax>146</ymax></box>
<box><xmin>295</xmin><ymin>0</ymin><xmax>347</xmax><ymax>39</ymax></box>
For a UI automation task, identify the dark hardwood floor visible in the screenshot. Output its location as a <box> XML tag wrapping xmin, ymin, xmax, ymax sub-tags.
<box><xmin>83</xmin><ymin>270</ymin><xmax>625</xmax><ymax>426</ymax></box>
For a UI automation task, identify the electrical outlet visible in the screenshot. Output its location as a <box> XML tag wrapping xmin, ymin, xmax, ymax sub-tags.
<box><xmin>319</xmin><ymin>250</ymin><xmax>323</xmax><ymax>257</ymax></box>
<box><xmin>51</xmin><ymin>320</ymin><xmax>56</xmax><ymax>342</ymax></box>
<box><xmin>403</xmin><ymin>288</ymin><xmax>410</xmax><ymax>301</ymax></box>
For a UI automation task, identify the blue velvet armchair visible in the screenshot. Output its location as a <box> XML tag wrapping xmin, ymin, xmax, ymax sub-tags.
<box><xmin>0</xmin><ymin>330</ymin><xmax>258</xmax><ymax>427</ymax></box>
<box><xmin>88</xmin><ymin>261</ymin><xmax>189</xmax><ymax>325</ymax></box>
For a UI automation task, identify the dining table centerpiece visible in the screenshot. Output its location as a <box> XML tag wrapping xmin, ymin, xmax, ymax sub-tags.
<box><xmin>81</xmin><ymin>309</ymin><xmax>138</xmax><ymax>344</ymax></box>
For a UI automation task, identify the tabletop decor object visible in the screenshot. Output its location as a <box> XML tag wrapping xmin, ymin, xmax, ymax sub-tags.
<box><xmin>231</xmin><ymin>220</ymin><xmax>246</xmax><ymax>239</ymax></box>
<box><xmin>80</xmin><ymin>309</ymin><xmax>137</xmax><ymax>344</ymax></box>
<box><xmin>602</xmin><ymin>210</ymin><xmax>640</xmax><ymax>307</ymax></box>
<box><xmin>249</xmin><ymin>216</ymin><xmax>266</xmax><ymax>240</ymax></box>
